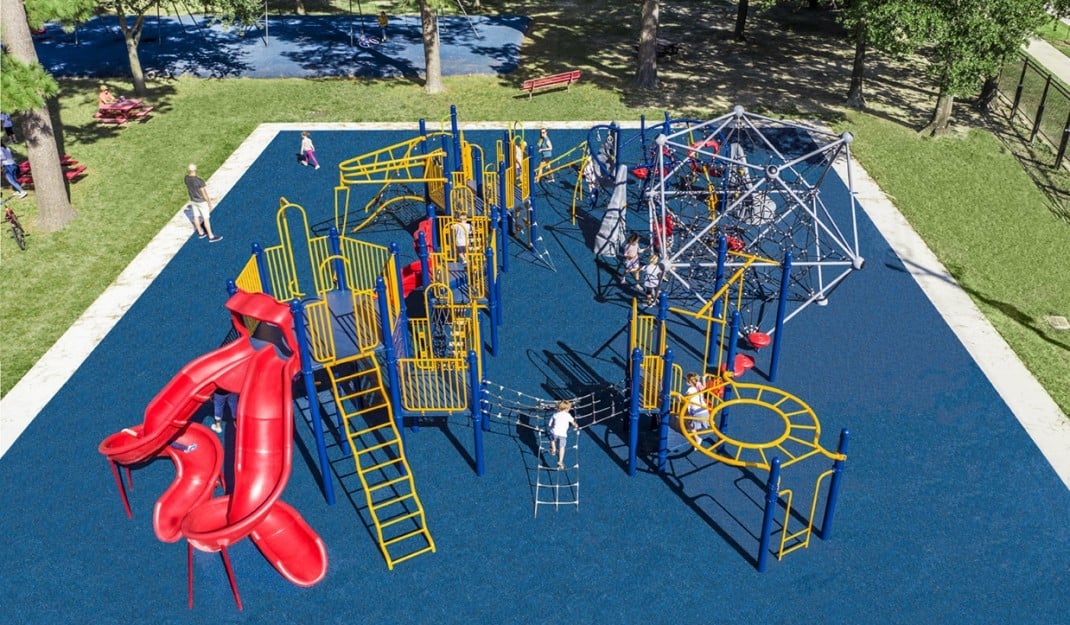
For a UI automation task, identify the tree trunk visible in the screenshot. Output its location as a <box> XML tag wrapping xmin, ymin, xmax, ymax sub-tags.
<box><xmin>975</xmin><ymin>74</ymin><xmax>999</xmax><ymax>113</ymax></box>
<box><xmin>921</xmin><ymin>89</ymin><xmax>955</xmax><ymax>135</ymax></box>
<box><xmin>734</xmin><ymin>0</ymin><xmax>750</xmax><ymax>42</ymax></box>
<box><xmin>635</xmin><ymin>0</ymin><xmax>659</xmax><ymax>90</ymax></box>
<box><xmin>420</xmin><ymin>0</ymin><xmax>444</xmax><ymax>94</ymax></box>
<box><xmin>845</xmin><ymin>22</ymin><xmax>866</xmax><ymax>110</ymax></box>
<box><xmin>0</xmin><ymin>0</ymin><xmax>76</xmax><ymax>232</ymax></box>
<box><xmin>115</xmin><ymin>5</ymin><xmax>148</xmax><ymax>97</ymax></box>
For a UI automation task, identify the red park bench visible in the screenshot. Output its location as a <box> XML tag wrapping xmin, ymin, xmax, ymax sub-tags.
<box><xmin>519</xmin><ymin>70</ymin><xmax>582</xmax><ymax>98</ymax></box>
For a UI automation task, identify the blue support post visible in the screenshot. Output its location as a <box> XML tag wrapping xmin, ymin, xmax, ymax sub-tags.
<box><xmin>628</xmin><ymin>347</ymin><xmax>642</xmax><ymax>477</ymax></box>
<box><xmin>720</xmin><ymin>311</ymin><xmax>740</xmax><ymax>433</ymax></box>
<box><xmin>328</xmin><ymin>227</ymin><xmax>348</xmax><ymax>292</ymax></box>
<box><xmin>757</xmin><ymin>457</ymin><xmax>781</xmax><ymax>572</ymax></box>
<box><xmin>820</xmin><ymin>428</ymin><xmax>850</xmax><ymax>540</ymax></box>
<box><xmin>485</xmin><ymin>247</ymin><xmax>499</xmax><ymax>356</ymax></box>
<box><xmin>657</xmin><ymin>348</ymin><xmax>674</xmax><ymax>473</ymax></box>
<box><xmin>494</xmin><ymin>266</ymin><xmax>503</xmax><ymax>327</ymax></box>
<box><xmin>290</xmin><ymin>300</ymin><xmax>335</xmax><ymax>505</ymax></box>
<box><xmin>389</xmin><ymin>242</ymin><xmax>411</xmax><ymax>357</ymax></box>
<box><xmin>226</xmin><ymin>279</ymin><xmax>238</xmax><ymax>296</ymax></box>
<box><xmin>375</xmin><ymin>277</ymin><xmax>407</xmax><ymax>440</ymax></box>
<box><xmin>417</xmin><ymin>231</ymin><xmax>431</xmax><ymax>288</ymax></box>
<box><xmin>610</xmin><ymin>122</ymin><xmax>620</xmax><ymax>167</ymax></box>
<box><xmin>420</xmin><ymin>118</ymin><xmax>432</xmax><ymax>213</ymax></box>
<box><xmin>450</xmin><ymin>104</ymin><xmax>461</xmax><ymax>170</ymax></box>
<box><xmin>472</xmin><ymin>150</ymin><xmax>484</xmax><ymax>203</ymax></box>
<box><xmin>468</xmin><ymin>350</ymin><xmax>485</xmax><ymax>476</ymax></box>
<box><xmin>706</xmin><ymin>236</ymin><xmax>728</xmax><ymax>370</ymax></box>
<box><xmin>498</xmin><ymin>160</ymin><xmax>510</xmax><ymax>273</ymax></box>
<box><xmin>654</xmin><ymin>292</ymin><xmax>669</xmax><ymax>355</ymax></box>
<box><xmin>526</xmin><ymin>144</ymin><xmax>538</xmax><ymax>251</ymax></box>
<box><xmin>253</xmin><ymin>242</ymin><xmax>272</xmax><ymax>297</ymax></box>
<box><xmin>769</xmin><ymin>251</ymin><xmax>792</xmax><ymax>382</ymax></box>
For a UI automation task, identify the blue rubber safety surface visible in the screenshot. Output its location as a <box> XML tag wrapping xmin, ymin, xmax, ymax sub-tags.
<box><xmin>0</xmin><ymin>126</ymin><xmax>1067</xmax><ymax>625</ymax></box>
<box><xmin>33</xmin><ymin>14</ymin><xmax>528</xmax><ymax>78</ymax></box>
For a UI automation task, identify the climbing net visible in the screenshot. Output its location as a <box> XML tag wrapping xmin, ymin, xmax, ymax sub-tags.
<box><xmin>481</xmin><ymin>382</ymin><xmax>623</xmax><ymax>516</ymax></box>
<box><xmin>646</xmin><ymin>107</ymin><xmax>864</xmax><ymax>337</ymax></box>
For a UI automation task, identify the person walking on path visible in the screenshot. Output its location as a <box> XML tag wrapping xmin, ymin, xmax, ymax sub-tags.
<box><xmin>377</xmin><ymin>11</ymin><xmax>389</xmax><ymax>42</ymax></box>
<box><xmin>300</xmin><ymin>132</ymin><xmax>320</xmax><ymax>169</ymax></box>
<box><xmin>1</xmin><ymin>142</ymin><xmax>28</xmax><ymax>199</ymax></box>
<box><xmin>1</xmin><ymin>113</ymin><xmax>15</xmax><ymax>143</ymax></box>
<box><xmin>184</xmin><ymin>164</ymin><xmax>222</xmax><ymax>242</ymax></box>
<box><xmin>548</xmin><ymin>400</ymin><xmax>578</xmax><ymax>469</ymax></box>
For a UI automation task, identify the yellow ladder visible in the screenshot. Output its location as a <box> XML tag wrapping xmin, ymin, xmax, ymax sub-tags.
<box><xmin>327</xmin><ymin>353</ymin><xmax>436</xmax><ymax>569</ymax></box>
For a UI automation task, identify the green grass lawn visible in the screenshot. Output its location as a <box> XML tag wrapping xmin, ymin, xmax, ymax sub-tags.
<box><xmin>1036</xmin><ymin>17</ymin><xmax>1070</xmax><ymax>57</ymax></box>
<box><xmin>2</xmin><ymin>3</ymin><xmax>1067</xmax><ymax>419</ymax></box>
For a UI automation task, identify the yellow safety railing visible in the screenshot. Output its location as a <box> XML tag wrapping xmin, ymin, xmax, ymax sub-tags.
<box><xmin>337</xmin><ymin>133</ymin><xmax>449</xmax><ymax>186</ymax></box>
<box><xmin>777</xmin><ymin>468</ymin><xmax>836</xmax><ymax>560</ymax></box>
<box><xmin>234</xmin><ymin>255</ymin><xmax>263</xmax><ymax>295</ymax></box>
<box><xmin>396</xmin><ymin>357</ymin><xmax>468</xmax><ymax>413</ymax></box>
<box><xmin>339</xmin><ymin>236</ymin><xmax>391</xmax><ymax>292</ymax></box>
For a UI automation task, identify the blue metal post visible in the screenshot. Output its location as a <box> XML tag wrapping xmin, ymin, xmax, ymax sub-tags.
<box><xmin>757</xmin><ymin>457</ymin><xmax>781</xmax><ymax>572</ymax></box>
<box><xmin>468</xmin><ymin>350</ymin><xmax>485</xmax><ymax>476</ymax></box>
<box><xmin>389</xmin><ymin>242</ymin><xmax>411</xmax><ymax>357</ymax></box>
<box><xmin>450</xmin><ymin>104</ymin><xmax>461</xmax><ymax>170</ymax></box>
<box><xmin>610</xmin><ymin>122</ymin><xmax>620</xmax><ymax>167</ymax></box>
<box><xmin>375</xmin><ymin>277</ymin><xmax>407</xmax><ymax>441</ymax></box>
<box><xmin>226</xmin><ymin>279</ymin><xmax>238</xmax><ymax>296</ymax></box>
<box><xmin>769</xmin><ymin>251</ymin><xmax>792</xmax><ymax>382</ymax></box>
<box><xmin>494</xmin><ymin>265</ymin><xmax>503</xmax><ymax>327</ymax></box>
<box><xmin>328</xmin><ymin>227</ymin><xmax>348</xmax><ymax>292</ymax></box>
<box><xmin>498</xmin><ymin>160</ymin><xmax>510</xmax><ymax>273</ymax></box>
<box><xmin>706</xmin><ymin>236</ymin><xmax>728</xmax><ymax>370</ymax></box>
<box><xmin>253</xmin><ymin>242</ymin><xmax>272</xmax><ymax>297</ymax></box>
<box><xmin>472</xmin><ymin>150</ymin><xmax>484</xmax><ymax>203</ymax></box>
<box><xmin>417</xmin><ymin>231</ymin><xmax>431</xmax><ymax>288</ymax></box>
<box><xmin>720</xmin><ymin>311</ymin><xmax>740</xmax><ymax>433</ymax></box>
<box><xmin>420</xmin><ymin>118</ymin><xmax>431</xmax><ymax>213</ymax></box>
<box><xmin>628</xmin><ymin>347</ymin><xmax>642</xmax><ymax>477</ymax></box>
<box><xmin>290</xmin><ymin>300</ymin><xmax>336</xmax><ymax>505</ymax></box>
<box><xmin>654</xmin><ymin>292</ymin><xmax>669</xmax><ymax>355</ymax></box>
<box><xmin>820</xmin><ymin>429</ymin><xmax>850</xmax><ymax>540</ymax></box>
<box><xmin>657</xmin><ymin>348</ymin><xmax>674</xmax><ymax>473</ymax></box>
<box><xmin>526</xmin><ymin>144</ymin><xmax>538</xmax><ymax>251</ymax></box>
<box><xmin>485</xmin><ymin>247</ymin><xmax>499</xmax><ymax>355</ymax></box>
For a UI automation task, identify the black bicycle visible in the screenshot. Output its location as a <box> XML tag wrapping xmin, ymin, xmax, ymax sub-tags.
<box><xmin>4</xmin><ymin>201</ymin><xmax>26</xmax><ymax>251</ymax></box>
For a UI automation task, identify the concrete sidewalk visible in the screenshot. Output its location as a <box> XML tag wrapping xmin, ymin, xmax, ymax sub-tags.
<box><xmin>1024</xmin><ymin>37</ymin><xmax>1070</xmax><ymax>84</ymax></box>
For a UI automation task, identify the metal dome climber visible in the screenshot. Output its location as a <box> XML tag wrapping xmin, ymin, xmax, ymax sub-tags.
<box><xmin>647</xmin><ymin>106</ymin><xmax>865</xmax><ymax>340</ymax></box>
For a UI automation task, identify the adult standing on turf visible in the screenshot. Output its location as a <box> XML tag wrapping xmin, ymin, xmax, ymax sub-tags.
<box><xmin>1</xmin><ymin>142</ymin><xmax>28</xmax><ymax>199</ymax></box>
<box><xmin>378</xmin><ymin>11</ymin><xmax>389</xmax><ymax>41</ymax></box>
<box><xmin>300</xmin><ymin>131</ymin><xmax>320</xmax><ymax>169</ymax></box>
<box><xmin>185</xmin><ymin>164</ymin><xmax>222</xmax><ymax>242</ymax></box>
<box><xmin>1</xmin><ymin>112</ymin><xmax>15</xmax><ymax>142</ymax></box>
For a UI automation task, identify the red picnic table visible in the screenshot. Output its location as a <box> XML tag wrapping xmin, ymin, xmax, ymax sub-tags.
<box><xmin>94</xmin><ymin>99</ymin><xmax>154</xmax><ymax>125</ymax></box>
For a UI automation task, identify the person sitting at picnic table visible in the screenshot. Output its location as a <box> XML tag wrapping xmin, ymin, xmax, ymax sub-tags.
<box><xmin>98</xmin><ymin>84</ymin><xmax>117</xmax><ymax>108</ymax></box>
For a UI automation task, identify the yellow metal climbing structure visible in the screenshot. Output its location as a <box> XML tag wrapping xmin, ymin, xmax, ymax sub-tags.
<box><xmin>327</xmin><ymin>352</ymin><xmax>436</xmax><ymax>569</ymax></box>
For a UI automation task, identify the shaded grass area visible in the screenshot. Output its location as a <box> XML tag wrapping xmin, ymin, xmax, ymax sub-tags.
<box><xmin>2</xmin><ymin>1</ymin><xmax>1067</xmax><ymax>418</ymax></box>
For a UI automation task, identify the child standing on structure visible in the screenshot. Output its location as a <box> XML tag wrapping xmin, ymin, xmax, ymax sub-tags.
<box><xmin>535</xmin><ymin>128</ymin><xmax>554</xmax><ymax>182</ymax></box>
<box><xmin>684</xmin><ymin>373</ymin><xmax>709</xmax><ymax>434</ymax></box>
<box><xmin>548</xmin><ymin>400</ymin><xmax>578</xmax><ymax>469</ymax></box>
<box><xmin>452</xmin><ymin>212</ymin><xmax>472</xmax><ymax>263</ymax></box>
<box><xmin>619</xmin><ymin>232</ymin><xmax>643</xmax><ymax>286</ymax></box>
<box><xmin>642</xmin><ymin>254</ymin><xmax>663</xmax><ymax>307</ymax></box>
<box><xmin>300</xmin><ymin>131</ymin><xmax>320</xmax><ymax>169</ymax></box>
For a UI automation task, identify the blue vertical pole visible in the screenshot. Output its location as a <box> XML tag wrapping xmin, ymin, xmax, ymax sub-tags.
<box><xmin>657</xmin><ymin>348</ymin><xmax>674</xmax><ymax>472</ymax></box>
<box><xmin>450</xmin><ymin>104</ymin><xmax>461</xmax><ymax>170</ymax></box>
<box><xmin>291</xmin><ymin>300</ymin><xmax>335</xmax><ymax>505</ymax></box>
<box><xmin>420</xmin><ymin>118</ymin><xmax>432</xmax><ymax>215</ymax></box>
<box><xmin>328</xmin><ymin>227</ymin><xmax>348</xmax><ymax>292</ymax></box>
<box><xmin>769</xmin><ymin>251</ymin><xmax>792</xmax><ymax>382</ymax></box>
<box><xmin>757</xmin><ymin>457</ymin><xmax>781</xmax><ymax>572</ymax></box>
<box><xmin>226</xmin><ymin>279</ymin><xmax>238</xmax><ymax>296</ymax></box>
<box><xmin>468</xmin><ymin>350</ymin><xmax>485</xmax><ymax>476</ymax></box>
<box><xmin>610</xmin><ymin>122</ymin><xmax>620</xmax><ymax>168</ymax></box>
<box><xmin>417</xmin><ymin>231</ymin><xmax>431</xmax><ymax>288</ymax></box>
<box><xmin>441</xmin><ymin>135</ymin><xmax>453</xmax><ymax>218</ymax></box>
<box><xmin>720</xmin><ymin>311</ymin><xmax>740</xmax><ymax>433</ymax></box>
<box><xmin>485</xmin><ymin>246</ymin><xmax>499</xmax><ymax>355</ymax></box>
<box><xmin>494</xmin><ymin>265</ymin><xmax>503</xmax><ymax>327</ymax></box>
<box><xmin>375</xmin><ymin>277</ymin><xmax>407</xmax><ymax>441</ymax></box>
<box><xmin>498</xmin><ymin>160</ymin><xmax>510</xmax><ymax>273</ymax></box>
<box><xmin>472</xmin><ymin>149</ymin><xmax>484</xmax><ymax>204</ymax></box>
<box><xmin>821</xmin><ymin>429</ymin><xmax>849</xmax><ymax>540</ymax></box>
<box><xmin>706</xmin><ymin>236</ymin><xmax>728</xmax><ymax>370</ymax></box>
<box><xmin>628</xmin><ymin>347</ymin><xmax>642</xmax><ymax>477</ymax></box>
<box><xmin>253</xmin><ymin>243</ymin><xmax>273</xmax><ymax>297</ymax></box>
<box><xmin>654</xmin><ymin>292</ymin><xmax>669</xmax><ymax>355</ymax></box>
<box><xmin>389</xmin><ymin>242</ymin><xmax>410</xmax><ymax>357</ymax></box>
<box><xmin>526</xmin><ymin>144</ymin><xmax>538</xmax><ymax>251</ymax></box>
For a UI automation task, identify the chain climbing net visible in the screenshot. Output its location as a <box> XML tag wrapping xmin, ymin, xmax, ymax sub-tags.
<box><xmin>647</xmin><ymin>106</ymin><xmax>865</xmax><ymax>338</ymax></box>
<box><xmin>481</xmin><ymin>382</ymin><xmax>624</xmax><ymax>517</ymax></box>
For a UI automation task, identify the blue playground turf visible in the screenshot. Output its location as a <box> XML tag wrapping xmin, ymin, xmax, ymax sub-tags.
<box><xmin>0</xmin><ymin>124</ymin><xmax>1066</xmax><ymax>624</ymax></box>
<box><xmin>33</xmin><ymin>14</ymin><xmax>528</xmax><ymax>78</ymax></box>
